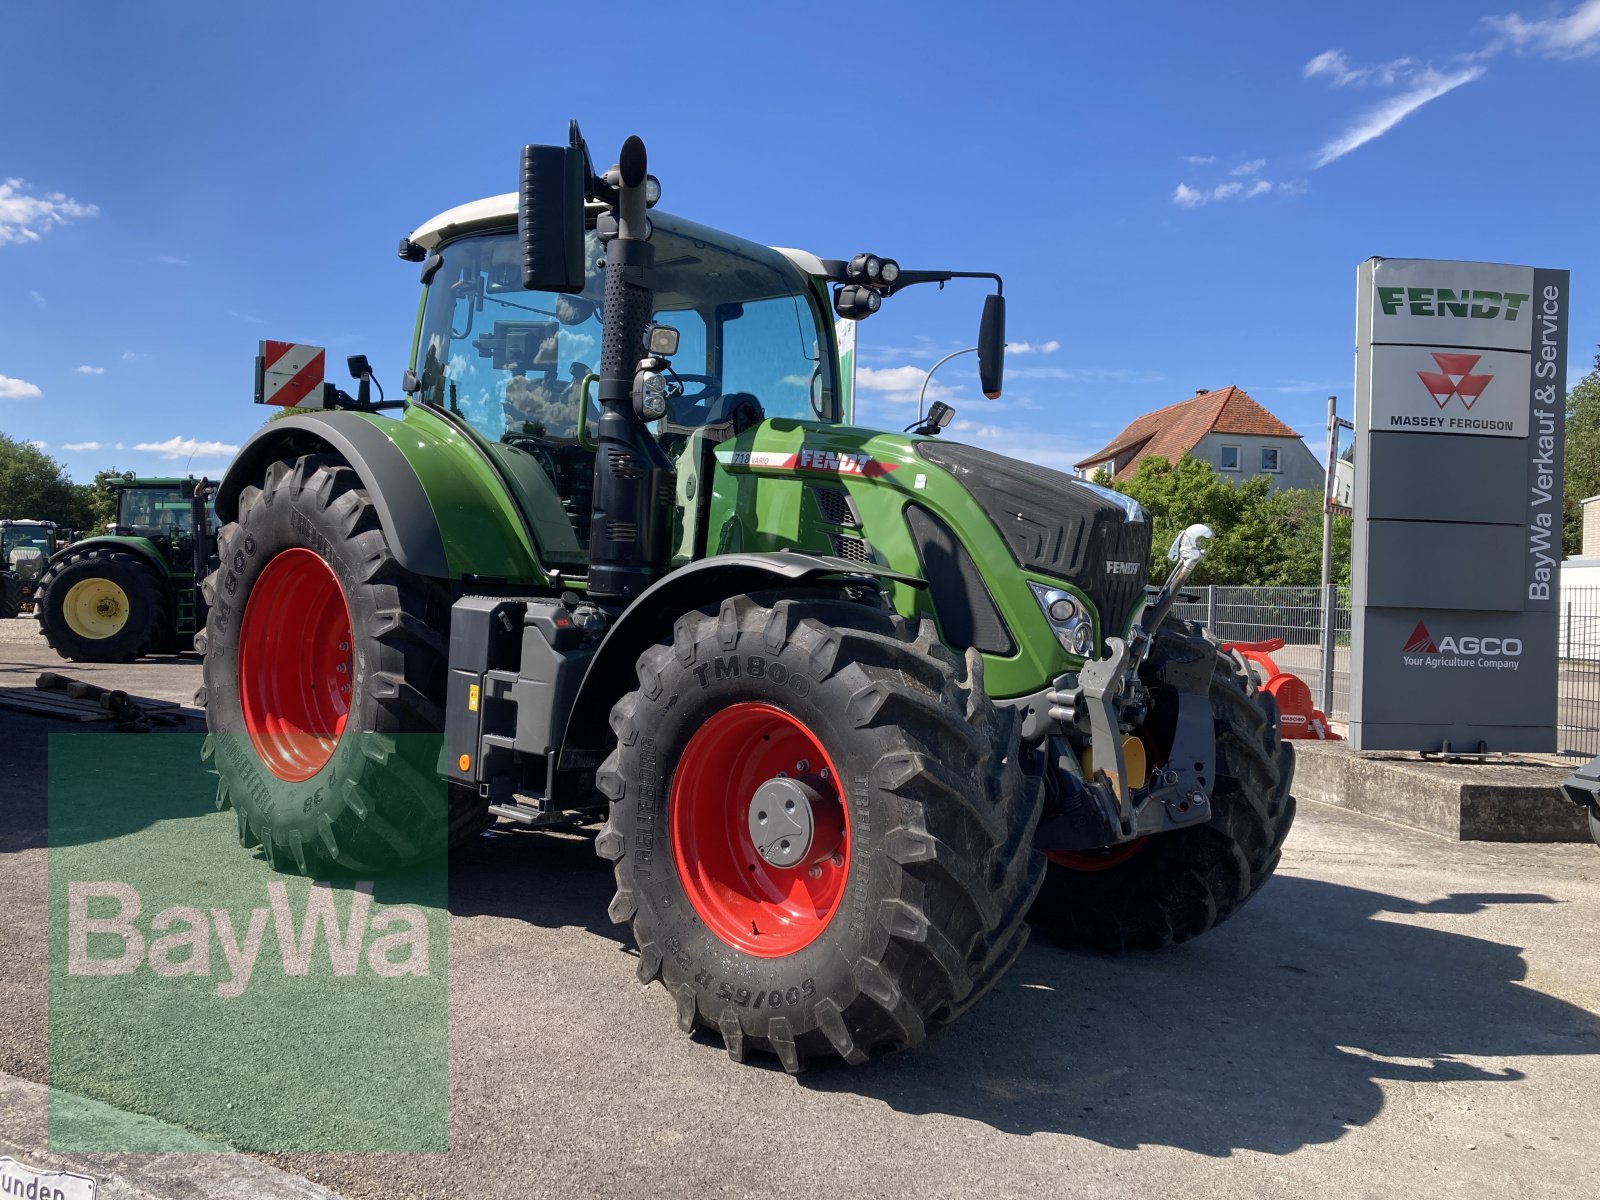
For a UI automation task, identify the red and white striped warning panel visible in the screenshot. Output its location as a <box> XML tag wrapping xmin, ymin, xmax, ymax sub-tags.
<box><xmin>254</xmin><ymin>340</ymin><xmax>326</xmax><ymax>407</ymax></box>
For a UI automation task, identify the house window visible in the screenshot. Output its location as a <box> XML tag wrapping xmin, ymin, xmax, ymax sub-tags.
<box><xmin>1219</xmin><ymin>445</ymin><xmax>1240</xmax><ymax>471</ymax></box>
<box><xmin>1261</xmin><ymin>446</ymin><xmax>1281</xmax><ymax>472</ymax></box>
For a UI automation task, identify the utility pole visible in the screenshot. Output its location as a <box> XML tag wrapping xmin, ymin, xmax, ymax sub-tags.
<box><xmin>1319</xmin><ymin>395</ymin><xmax>1338</xmax><ymax>719</ymax></box>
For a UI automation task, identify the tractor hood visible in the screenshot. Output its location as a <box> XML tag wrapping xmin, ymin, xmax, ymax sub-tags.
<box><xmin>702</xmin><ymin>420</ymin><xmax>1153</xmax><ymax>699</ymax></box>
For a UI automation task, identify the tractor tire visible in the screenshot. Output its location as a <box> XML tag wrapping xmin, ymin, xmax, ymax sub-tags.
<box><xmin>37</xmin><ymin>547</ymin><xmax>169</xmax><ymax>662</ymax></box>
<box><xmin>1028</xmin><ymin>618</ymin><xmax>1295</xmax><ymax>952</ymax></box>
<box><xmin>0</xmin><ymin>572</ymin><xmax>21</xmax><ymax>620</ymax></box>
<box><xmin>1589</xmin><ymin>805</ymin><xmax>1600</xmax><ymax>850</ymax></box>
<box><xmin>197</xmin><ymin>453</ymin><xmax>453</xmax><ymax>875</ymax></box>
<box><xmin>596</xmin><ymin>593</ymin><xmax>1045</xmax><ymax>1071</ymax></box>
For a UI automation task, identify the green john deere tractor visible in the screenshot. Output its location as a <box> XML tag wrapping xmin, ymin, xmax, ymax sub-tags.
<box><xmin>36</xmin><ymin>476</ymin><xmax>216</xmax><ymax>661</ymax></box>
<box><xmin>1</xmin><ymin>519</ymin><xmax>62</xmax><ymax>618</ymax></box>
<box><xmin>200</xmin><ymin>123</ymin><xmax>1294</xmax><ymax>1070</ymax></box>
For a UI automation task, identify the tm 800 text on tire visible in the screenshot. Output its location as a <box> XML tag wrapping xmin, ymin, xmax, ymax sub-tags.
<box><xmin>596</xmin><ymin>593</ymin><xmax>1045</xmax><ymax>1071</ymax></box>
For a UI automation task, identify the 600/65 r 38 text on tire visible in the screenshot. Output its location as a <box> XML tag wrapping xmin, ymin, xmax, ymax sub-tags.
<box><xmin>197</xmin><ymin>453</ymin><xmax>478</xmax><ymax>874</ymax></box>
<box><xmin>36</xmin><ymin>547</ymin><xmax>168</xmax><ymax>662</ymax></box>
<box><xmin>1028</xmin><ymin>618</ymin><xmax>1296</xmax><ymax>952</ymax></box>
<box><xmin>596</xmin><ymin>593</ymin><xmax>1045</xmax><ymax>1071</ymax></box>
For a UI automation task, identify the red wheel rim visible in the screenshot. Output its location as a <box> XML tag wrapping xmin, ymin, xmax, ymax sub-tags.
<box><xmin>1046</xmin><ymin>839</ymin><xmax>1148</xmax><ymax>872</ymax></box>
<box><xmin>237</xmin><ymin>548</ymin><xmax>353</xmax><ymax>783</ymax></box>
<box><xmin>669</xmin><ymin>703</ymin><xmax>849</xmax><ymax>958</ymax></box>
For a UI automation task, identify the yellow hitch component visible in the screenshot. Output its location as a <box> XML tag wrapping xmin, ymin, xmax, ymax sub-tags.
<box><xmin>62</xmin><ymin>577</ymin><xmax>131</xmax><ymax>640</ymax></box>
<box><xmin>1079</xmin><ymin>734</ymin><xmax>1149</xmax><ymax>798</ymax></box>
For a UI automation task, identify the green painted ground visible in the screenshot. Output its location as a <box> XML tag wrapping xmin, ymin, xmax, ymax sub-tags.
<box><xmin>46</xmin><ymin>733</ymin><xmax>448</xmax><ymax>1151</ymax></box>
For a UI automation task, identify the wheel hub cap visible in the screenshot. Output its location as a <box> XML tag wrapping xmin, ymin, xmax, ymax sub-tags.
<box><xmin>62</xmin><ymin>578</ymin><xmax>130</xmax><ymax>639</ymax></box>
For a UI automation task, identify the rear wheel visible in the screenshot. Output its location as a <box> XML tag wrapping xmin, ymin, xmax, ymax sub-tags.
<box><xmin>198</xmin><ymin>454</ymin><xmax>454</xmax><ymax>874</ymax></box>
<box><xmin>597</xmin><ymin>593</ymin><xmax>1044</xmax><ymax>1071</ymax></box>
<box><xmin>37</xmin><ymin>547</ymin><xmax>169</xmax><ymax>662</ymax></box>
<box><xmin>1029</xmin><ymin>619</ymin><xmax>1295</xmax><ymax>951</ymax></box>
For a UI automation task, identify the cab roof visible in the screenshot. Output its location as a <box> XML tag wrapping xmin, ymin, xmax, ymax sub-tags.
<box><xmin>408</xmin><ymin>194</ymin><xmax>827</xmax><ymax>279</ymax></box>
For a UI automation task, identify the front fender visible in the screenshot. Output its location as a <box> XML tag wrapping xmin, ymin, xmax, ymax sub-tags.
<box><xmin>50</xmin><ymin>535</ymin><xmax>171</xmax><ymax>577</ymax></box>
<box><xmin>560</xmin><ymin>551</ymin><xmax>923</xmax><ymax>755</ymax></box>
<box><xmin>218</xmin><ymin>408</ymin><xmax>543</xmax><ymax>583</ymax></box>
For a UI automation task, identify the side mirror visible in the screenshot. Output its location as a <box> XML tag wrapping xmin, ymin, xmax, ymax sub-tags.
<box><xmin>978</xmin><ymin>293</ymin><xmax>1005</xmax><ymax>399</ymax></box>
<box><xmin>518</xmin><ymin>144</ymin><xmax>586</xmax><ymax>294</ymax></box>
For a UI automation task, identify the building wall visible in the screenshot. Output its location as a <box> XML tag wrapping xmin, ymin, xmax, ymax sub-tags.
<box><xmin>1583</xmin><ymin>496</ymin><xmax>1600</xmax><ymax>560</ymax></box>
<box><xmin>1192</xmin><ymin>432</ymin><xmax>1323</xmax><ymax>492</ymax></box>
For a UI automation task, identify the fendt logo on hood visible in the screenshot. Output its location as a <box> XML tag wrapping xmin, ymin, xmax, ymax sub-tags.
<box><xmin>1402</xmin><ymin>620</ymin><xmax>1522</xmax><ymax>670</ymax></box>
<box><xmin>1416</xmin><ymin>353</ymin><xmax>1492</xmax><ymax>410</ymax></box>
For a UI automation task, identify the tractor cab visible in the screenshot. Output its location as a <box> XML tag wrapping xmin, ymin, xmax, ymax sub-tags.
<box><xmin>408</xmin><ymin>203</ymin><xmax>840</xmax><ymax>570</ymax></box>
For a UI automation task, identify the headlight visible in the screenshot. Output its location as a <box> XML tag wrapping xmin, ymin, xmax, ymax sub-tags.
<box><xmin>1028</xmin><ymin>582</ymin><xmax>1097</xmax><ymax>659</ymax></box>
<box><xmin>632</xmin><ymin>369</ymin><xmax>668</xmax><ymax>420</ymax></box>
<box><xmin>879</xmin><ymin>258</ymin><xmax>900</xmax><ymax>284</ymax></box>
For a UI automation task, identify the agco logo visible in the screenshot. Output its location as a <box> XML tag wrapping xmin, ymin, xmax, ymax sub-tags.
<box><xmin>1402</xmin><ymin>620</ymin><xmax>1522</xmax><ymax>670</ymax></box>
<box><xmin>1416</xmin><ymin>353</ymin><xmax>1492</xmax><ymax>410</ymax></box>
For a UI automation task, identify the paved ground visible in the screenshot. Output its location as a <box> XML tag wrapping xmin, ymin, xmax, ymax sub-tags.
<box><xmin>3</xmin><ymin>628</ymin><xmax>1599</xmax><ymax>1199</ymax></box>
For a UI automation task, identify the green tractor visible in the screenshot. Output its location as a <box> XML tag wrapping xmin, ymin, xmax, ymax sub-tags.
<box><xmin>36</xmin><ymin>476</ymin><xmax>216</xmax><ymax>661</ymax></box>
<box><xmin>200</xmin><ymin>124</ymin><xmax>1294</xmax><ymax>1070</ymax></box>
<box><xmin>1</xmin><ymin>519</ymin><xmax>63</xmax><ymax>618</ymax></box>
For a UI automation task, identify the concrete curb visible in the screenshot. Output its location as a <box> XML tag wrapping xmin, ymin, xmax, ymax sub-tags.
<box><xmin>1293</xmin><ymin>740</ymin><xmax>1588</xmax><ymax>841</ymax></box>
<box><xmin>0</xmin><ymin>1072</ymin><xmax>343</xmax><ymax>1200</ymax></box>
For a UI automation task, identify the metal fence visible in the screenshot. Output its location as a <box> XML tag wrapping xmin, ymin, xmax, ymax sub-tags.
<box><xmin>1170</xmin><ymin>584</ymin><xmax>1600</xmax><ymax>759</ymax></box>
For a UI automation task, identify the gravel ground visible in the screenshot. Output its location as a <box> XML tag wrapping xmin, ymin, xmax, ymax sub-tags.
<box><xmin>2</xmin><ymin>637</ymin><xmax>1598</xmax><ymax>1199</ymax></box>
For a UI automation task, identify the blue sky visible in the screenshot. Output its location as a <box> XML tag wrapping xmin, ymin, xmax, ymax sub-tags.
<box><xmin>2</xmin><ymin>0</ymin><xmax>1597</xmax><ymax>482</ymax></box>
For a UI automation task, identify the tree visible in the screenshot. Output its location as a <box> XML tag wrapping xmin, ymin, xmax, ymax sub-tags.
<box><xmin>1108</xmin><ymin>454</ymin><xmax>1350</xmax><ymax>587</ymax></box>
<box><xmin>1564</xmin><ymin>349</ymin><xmax>1600</xmax><ymax>556</ymax></box>
<box><xmin>0</xmin><ymin>433</ymin><xmax>118</xmax><ymax>533</ymax></box>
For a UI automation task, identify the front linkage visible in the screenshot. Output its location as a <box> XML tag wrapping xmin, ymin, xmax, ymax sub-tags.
<box><xmin>1015</xmin><ymin>524</ymin><xmax>1219</xmax><ymax>853</ymax></box>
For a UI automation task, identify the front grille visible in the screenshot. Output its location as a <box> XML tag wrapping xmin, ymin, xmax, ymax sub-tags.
<box><xmin>811</xmin><ymin>485</ymin><xmax>859</xmax><ymax>527</ymax></box>
<box><xmin>830</xmin><ymin>533</ymin><xmax>872</xmax><ymax>563</ymax></box>
<box><xmin>915</xmin><ymin>441</ymin><xmax>1151</xmax><ymax>637</ymax></box>
<box><xmin>905</xmin><ymin>505</ymin><xmax>1016</xmax><ymax>656</ymax></box>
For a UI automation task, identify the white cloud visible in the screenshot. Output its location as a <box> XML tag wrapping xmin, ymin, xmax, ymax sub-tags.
<box><xmin>1173</xmin><ymin>177</ymin><xmax>1286</xmax><ymax>206</ymax></box>
<box><xmin>62</xmin><ymin>441</ymin><xmax>103</xmax><ymax>451</ymax></box>
<box><xmin>1008</xmin><ymin>365</ymin><xmax>1165</xmax><ymax>385</ymax></box>
<box><xmin>1005</xmin><ymin>339</ymin><xmax>1061</xmax><ymax>355</ymax></box>
<box><xmin>0</xmin><ymin>374</ymin><xmax>43</xmax><ymax>399</ymax></box>
<box><xmin>1231</xmin><ymin>158</ymin><xmax>1268</xmax><ymax>176</ymax></box>
<box><xmin>28</xmin><ymin>290</ymin><xmax>45</xmax><ymax>309</ymax></box>
<box><xmin>114</xmin><ymin>441</ymin><xmax>125</xmax><ymax>450</ymax></box>
<box><xmin>854</xmin><ymin>364</ymin><xmax>952</xmax><ymax>406</ymax></box>
<box><xmin>0</xmin><ymin>178</ymin><xmax>98</xmax><ymax>246</ymax></box>
<box><xmin>1312</xmin><ymin>65</ymin><xmax>1485</xmax><ymax>167</ymax></box>
<box><xmin>132</xmin><ymin>435</ymin><xmax>241</xmax><ymax>459</ymax></box>
<box><xmin>1304</xmin><ymin>49</ymin><xmax>1418</xmax><ymax>87</ymax></box>
<box><xmin>1184</xmin><ymin>154</ymin><xmax>1216</xmax><ymax>165</ymax></box>
<box><xmin>949</xmin><ymin>420</ymin><xmax>1007</xmax><ymax>440</ymax></box>
<box><xmin>28</xmin><ymin>440</ymin><xmax>46</xmax><ymax>450</ymax></box>
<box><xmin>1489</xmin><ymin>1</ymin><xmax>1600</xmax><ymax>57</ymax></box>
<box><xmin>227</xmin><ymin>310</ymin><xmax>265</xmax><ymax>324</ymax></box>
<box><xmin>156</xmin><ymin>255</ymin><xmax>191</xmax><ymax>266</ymax></box>
<box><xmin>121</xmin><ymin>351</ymin><xmax>140</xmax><ymax>361</ymax></box>
<box><xmin>74</xmin><ymin>364</ymin><xmax>105</xmax><ymax>375</ymax></box>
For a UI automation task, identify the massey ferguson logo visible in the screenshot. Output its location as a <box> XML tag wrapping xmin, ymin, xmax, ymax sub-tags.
<box><xmin>1417</xmin><ymin>353</ymin><xmax>1492</xmax><ymax>410</ymax></box>
<box><xmin>1402</xmin><ymin>620</ymin><xmax>1522</xmax><ymax>671</ymax></box>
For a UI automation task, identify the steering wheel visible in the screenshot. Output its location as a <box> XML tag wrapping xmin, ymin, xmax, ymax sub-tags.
<box><xmin>665</xmin><ymin>374</ymin><xmax>721</xmax><ymax>425</ymax></box>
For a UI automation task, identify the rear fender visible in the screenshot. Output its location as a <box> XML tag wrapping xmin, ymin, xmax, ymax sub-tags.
<box><xmin>218</xmin><ymin>410</ymin><xmax>543</xmax><ymax>583</ymax></box>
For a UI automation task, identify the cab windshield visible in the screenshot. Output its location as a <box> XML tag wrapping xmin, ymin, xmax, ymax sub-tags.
<box><xmin>119</xmin><ymin>488</ymin><xmax>194</xmax><ymax>532</ymax></box>
<box><xmin>414</xmin><ymin>215</ymin><xmax>834</xmax><ymax>564</ymax></box>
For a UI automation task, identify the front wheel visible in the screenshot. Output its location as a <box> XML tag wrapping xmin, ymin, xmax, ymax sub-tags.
<box><xmin>596</xmin><ymin>593</ymin><xmax>1044</xmax><ymax>1071</ymax></box>
<box><xmin>1028</xmin><ymin>619</ymin><xmax>1295</xmax><ymax>951</ymax></box>
<box><xmin>37</xmin><ymin>547</ymin><xmax>168</xmax><ymax>662</ymax></box>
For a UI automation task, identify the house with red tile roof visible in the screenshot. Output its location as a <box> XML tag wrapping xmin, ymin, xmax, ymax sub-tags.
<box><xmin>1073</xmin><ymin>386</ymin><xmax>1322</xmax><ymax>491</ymax></box>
